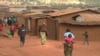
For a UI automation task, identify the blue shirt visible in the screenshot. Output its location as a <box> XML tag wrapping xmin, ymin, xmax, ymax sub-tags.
<box><xmin>19</xmin><ymin>27</ymin><xmax>26</xmax><ymax>36</ymax></box>
<box><xmin>64</xmin><ymin>32</ymin><xmax>75</xmax><ymax>39</ymax></box>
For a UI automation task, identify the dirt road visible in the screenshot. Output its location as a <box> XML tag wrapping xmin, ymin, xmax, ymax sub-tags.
<box><xmin>0</xmin><ymin>35</ymin><xmax>100</xmax><ymax>56</ymax></box>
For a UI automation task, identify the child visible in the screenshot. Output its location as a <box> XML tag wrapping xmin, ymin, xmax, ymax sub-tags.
<box><xmin>14</xmin><ymin>22</ymin><xmax>18</xmax><ymax>29</ymax></box>
<box><xmin>10</xmin><ymin>24</ymin><xmax>15</xmax><ymax>37</ymax></box>
<box><xmin>83</xmin><ymin>31</ymin><xmax>89</xmax><ymax>45</ymax></box>
<box><xmin>64</xmin><ymin>34</ymin><xmax>74</xmax><ymax>44</ymax></box>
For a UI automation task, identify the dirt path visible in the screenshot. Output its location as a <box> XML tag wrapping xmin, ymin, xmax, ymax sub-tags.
<box><xmin>0</xmin><ymin>35</ymin><xmax>100</xmax><ymax>56</ymax></box>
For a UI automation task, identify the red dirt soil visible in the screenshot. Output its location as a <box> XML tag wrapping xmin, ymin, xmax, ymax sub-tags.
<box><xmin>0</xmin><ymin>34</ymin><xmax>100</xmax><ymax>56</ymax></box>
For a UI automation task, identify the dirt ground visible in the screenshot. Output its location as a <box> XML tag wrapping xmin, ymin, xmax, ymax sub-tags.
<box><xmin>0</xmin><ymin>33</ymin><xmax>100</xmax><ymax>56</ymax></box>
<box><xmin>0</xmin><ymin>26</ymin><xmax>100</xmax><ymax>56</ymax></box>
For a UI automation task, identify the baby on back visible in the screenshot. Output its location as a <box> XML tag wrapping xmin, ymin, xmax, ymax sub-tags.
<box><xmin>64</xmin><ymin>34</ymin><xmax>74</xmax><ymax>44</ymax></box>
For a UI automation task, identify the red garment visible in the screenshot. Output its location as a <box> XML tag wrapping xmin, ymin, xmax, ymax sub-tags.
<box><xmin>10</xmin><ymin>25</ymin><xmax>15</xmax><ymax>30</ymax></box>
<box><xmin>14</xmin><ymin>22</ymin><xmax>18</xmax><ymax>28</ymax></box>
<box><xmin>0</xmin><ymin>23</ymin><xmax>3</xmax><ymax>31</ymax></box>
<box><xmin>64</xmin><ymin>37</ymin><xmax>74</xmax><ymax>44</ymax></box>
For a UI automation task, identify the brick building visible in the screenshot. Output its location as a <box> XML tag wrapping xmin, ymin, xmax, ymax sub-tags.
<box><xmin>25</xmin><ymin>8</ymin><xmax>100</xmax><ymax>41</ymax></box>
<box><xmin>48</xmin><ymin>8</ymin><xmax>100</xmax><ymax>41</ymax></box>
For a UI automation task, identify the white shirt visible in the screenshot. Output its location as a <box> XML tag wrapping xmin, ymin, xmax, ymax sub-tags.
<box><xmin>64</xmin><ymin>32</ymin><xmax>75</xmax><ymax>39</ymax></box>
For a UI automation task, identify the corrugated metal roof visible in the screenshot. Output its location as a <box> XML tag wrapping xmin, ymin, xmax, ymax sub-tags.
<box><xmin>0</xmin><ymin>12</ymin><xmax>22</xmax><ymax>17</ymax></box>
<box><xmin>32</xmin><ymin>14</ymin><xmax>51</xmax><ymax>19</ymax></box>
<box><xmin>49</xmin><ymin>8</ymin><xmax>87</xmax><ymax>16</ymax></box>
<box><xmin>23</xmin><ymin>12</ymin><xmax>43</xmax><ymax>16</ymax></box>
<box><xmin>48</xmin><ymin>8</ymin><xmax>100</xmax><ymax>17</ymax></box>
<box><xmin>59</xmin><ymin>13</ymin><xmax>100</xmax><ymax>25</ymax></box>
<box><xmin>60</xmin><ymin>20</ymin><xmax>100</xmax><ymax>26</ymax></box>
<box><xmin>80</xmin><ymin>13</ymin><xmax>100</xmax><ymax>22</ymax></box>
<box><xmin>24</xmin><ymin>13</ymin><xmax>51</xmax><ymax>19</ymax></box>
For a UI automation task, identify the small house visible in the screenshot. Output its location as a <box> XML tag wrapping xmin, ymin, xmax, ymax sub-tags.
<box><xmin>24</xmin><ymin>14</ymin><xmax>57</xmax><ymax>40</ymax></box>
<box><xmin>25</xmin><ymin>8</ymin><xmax>100</xmax><ymax>41</ymax></box>
<box><xmin>48</xmin><ymin>8</ymin><xmax>100</xmax><ymax>41</ymax></box>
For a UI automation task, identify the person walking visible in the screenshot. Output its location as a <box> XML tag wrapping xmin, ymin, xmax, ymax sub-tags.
<box><xmin>63</xmin><ymin>29</ymin><xmax>75</xmax><ymax>56</ymax></box>
<box><xmin>39</xmin><ymin>22</ymin><xmax>47</xmax><ymax>45</ymax></box>
<box><xmin>7</xmin><ymin>17</ymin><xmax>13</xmax><ymax>26</ymax></box>
<box><xmin>64</xmin><ymin>34</ymin><xmax>74</xmax><ymax>56</ymax></box>
<box><xmin>3</xmin><ymin>17</ymin><xmax>8</xmax><ymax>26</ymax></box>
<box><xmin>83</xmin><ymin>31</ymin><xmax>89</xmax><ymax>45</ymax></box>
<box><xmin>0</xmin><ymin>21</ymin><xmax>3</xmax><ymax>36</ymax></box>
<box><xmin>10</xmin><ymin>24</ymin><xmax>15</xmax><ymax>37</ymax></box>
<box><xmin>18</xmin><ymin>24</ymin><xmax>26</xmax><ymax>47</ymax></box>
<box><xmin>64</xmin><ymin>29</ymin><xmax>75</xmax><ymax>39</ymax></box>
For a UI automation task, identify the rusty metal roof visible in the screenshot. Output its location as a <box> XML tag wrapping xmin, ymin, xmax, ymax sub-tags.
<box><xmin>80</xmin><ymin>13</ymin><xmax>100</xmax><ymax>22</ymax></box>
<box><xmin>48</xmin><ymin>8</ymin><xmax>100</xmax><ymax>17</ymax></box>
<box><xmin>59</xmin><ymin>13</ymin><xmax>100</xmax><ymax>25</ymax></box>
<box><xmin>23</xmin><ymin>12</ymin><xmax>43</xmax><ymax>16</ymax></box>
<box><xmin>0</xmin><ymin>12</ymin><xmax>22</xmax><ymax>17</ymax></box>
<box><xmin>49</xmin><ymin>8</ymin><xmax>88</xmax><ymax>16</ymax></box>
<box><xmin>60</xmin><ymin>20</ymin><xmax>100</xmax><ymax>26</ymax></box>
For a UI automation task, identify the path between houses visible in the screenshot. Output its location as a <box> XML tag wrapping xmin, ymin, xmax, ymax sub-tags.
<box><xmin>0</xmin><ymin>34</ymin><xmax>100</xmax><ymax>56</ymax></box>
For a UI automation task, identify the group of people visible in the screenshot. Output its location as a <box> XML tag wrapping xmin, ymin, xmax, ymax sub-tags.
<box><xmin>0</xmin><ymin>17</ymin><xmax>48</xmax><ymax>47</ymax></box>
<box><xmin>0</xmin><ymin>15</ymin><xmax>27</xmax><ymax>47</ymax></box>
<box><xmin>6</xmin><ymin>16</ymin><xmax>18</xmax><ymax>37</ymax></box>
<box><xmin>63</xmin><ymin>29</ymin><xmax>89</xmax><ymax>56</ymax></box>
<box><xmin>18</xmin><ymin>22</ymin><xmax>48</xmax><ymax>47</ymax></box>
<box><xmin>0</xmin><ymin>16</ymin><xmax>90</xmax><ymax>55</ymax></box>
<box><xmin>38</xmin><ymin>22</ymin><xmax>89</xmax><ymax>56</ymax></box>
<box><xmin>6</xmin><ymin>16</ymin><xmax>26</xmax><ymax>47</ymax></box>
<box><xmin>0</xmin><ymin>15</ymin><xmax>18</xmax><ymax>36</ymax></box>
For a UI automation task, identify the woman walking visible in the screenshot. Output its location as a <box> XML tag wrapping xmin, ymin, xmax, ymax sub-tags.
<box><xmin>39</xmin><ymin>22</ymin><xmax>47</xmax><ymax>45</ymax></box>
<box><xmin>64</xmin><ymin>34</ymin><xmax>74</xmax><ymax>56</ymax></box>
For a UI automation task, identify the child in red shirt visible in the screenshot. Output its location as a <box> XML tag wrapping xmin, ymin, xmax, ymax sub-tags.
<box><xmin>64</xmin><ymin>34</ymin><xmax>74</xmax><ymax>44</ymax></box>
<box><xmin>14</xmin><ymin>22</ymin><xmax>18</xmax><ymax>29</ymax></box>
<box><xmin>10</xmin><ymin>24</ymin><xmax>15</xmax><ymax>37</ymax></box>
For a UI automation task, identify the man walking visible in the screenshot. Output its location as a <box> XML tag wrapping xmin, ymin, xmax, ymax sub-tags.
<box><xmin>18</xmin><ymin>24</ymin><xmax>26</xmax><ymax>47</ymax></box>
